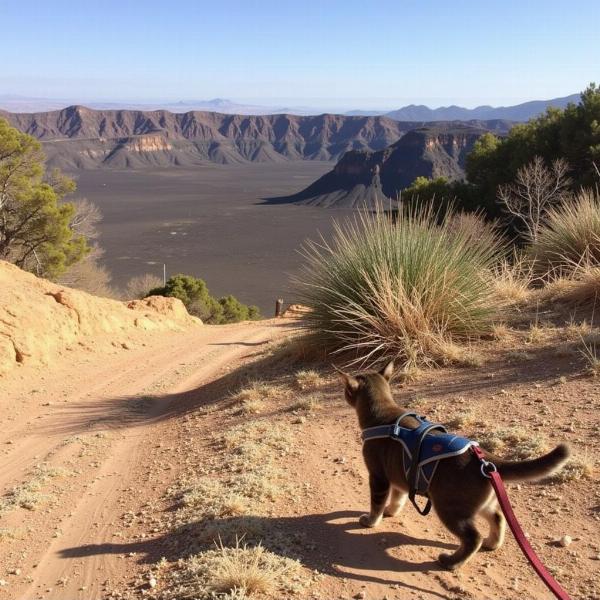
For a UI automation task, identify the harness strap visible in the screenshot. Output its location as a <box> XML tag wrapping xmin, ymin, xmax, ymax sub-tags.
<box><xmin>472</xmin><ymin>445</ymin><xmax>571</xmax><ymax>600</ymax></box>
<box><xmin>407</xmin><ymin>422</ymin><xmax>445</xmax><ymax>515</ymax></box>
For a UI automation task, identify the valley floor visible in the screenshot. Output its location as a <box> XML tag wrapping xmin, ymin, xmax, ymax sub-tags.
<box><xmin>1</xmin><ymin>320</ymin><xmax>599</xmax><ymax>600</ymax></box>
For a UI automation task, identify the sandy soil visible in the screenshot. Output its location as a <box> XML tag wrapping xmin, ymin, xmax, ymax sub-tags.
<box><xmin>2</xmin><ymin>321</ymin><xmax>599</xmax><ymax>600</ymax></box>
<box><xmin>0</xmin><ymin>319</ymin><xmax>292</xmax><ymax>599</ymax></box>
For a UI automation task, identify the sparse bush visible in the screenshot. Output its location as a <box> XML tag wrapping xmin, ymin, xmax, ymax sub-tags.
<box><xmin>530</xmin><ymin>189</ymin><xmax>600</xmax><ymax>275</ymax></box>
<box><xmin>157</xmin><ymin>542</ymin><xmax>304</xmax><ymax>599</ymax></box>
<box><xmin>478</xmin><ymin>427</ymin><xmax>547</xmax><ymax>460</ymax></box>
<box><xmin>125</xmin><ymin>273</ymin><xmax>164</xmax><ymax>299</ymax></box>
<box><xmin>296</xmin><ymin>204</ymin><xmax>504</xmax><ymax>367</ymax></box>
<box><xmin>150</xmin><ymin>274</ymin><xmax>260</xmax><ymax>324</ymax></box>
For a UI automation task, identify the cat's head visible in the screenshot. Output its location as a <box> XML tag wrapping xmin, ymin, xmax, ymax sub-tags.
<box><xmin>337</xmin><ymin>360</ymin><xmax>395</xmax><ymax>422</ymax></box>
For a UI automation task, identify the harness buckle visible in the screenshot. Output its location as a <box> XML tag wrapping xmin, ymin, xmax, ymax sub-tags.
<box><xmin>480</xmin><ymin>459</ymin><xmax>498</xmax><ymax>479</ymax></box>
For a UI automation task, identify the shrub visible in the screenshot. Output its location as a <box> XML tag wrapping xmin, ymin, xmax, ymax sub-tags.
<box><xmin>150</xmin><ymin>274</ymin><xmax>260</xmax><ymax>324</ymax></box>
<box><xmin>295</xmin><ymin>204</ymin><xmax>503</xmax><ymax>367</ymax></box>
<box><xmin>530</xmin><ymin>189</ymin><xmax>600</xmax><ymax>275</ymax></box>
<box><xmin>124</xmin><ymin>273</ymin><xmax>164</xmax><ymax>299</ymax></box>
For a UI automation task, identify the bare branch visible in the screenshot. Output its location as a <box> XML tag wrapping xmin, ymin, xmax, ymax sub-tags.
<box><xmin>497</xmin><ymin>156</ymin><xmax>572</xmax><ymax>241</ymax></box>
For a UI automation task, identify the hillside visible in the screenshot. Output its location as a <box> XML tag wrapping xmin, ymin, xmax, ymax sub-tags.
<box><xmin>276</xmin><ymin>125</ymin><xmax>486</xmax><ymax>207</ymax></box>
<box><xmin>0</xmin><ymin>261</ymin><xmax>200</xmax><ymax>376</ymax></box>
<box><xmin>1</xmin><ymin>105</ymin><xmax>512</xmax><ymax>169</ymax></box>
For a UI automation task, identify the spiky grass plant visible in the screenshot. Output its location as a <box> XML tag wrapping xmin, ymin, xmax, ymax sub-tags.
<box><xmin>296</xmin><ymin>205</ymin><xmax>503</xmax><ymax>367</ymax></box>
<box><xmin>531</xmin><ymin>189</ymin><xmax>600</xmax><ymax>276</ymax></box>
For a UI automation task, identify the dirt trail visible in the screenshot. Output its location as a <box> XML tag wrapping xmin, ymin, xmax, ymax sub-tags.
<box><xmin>2</xmin><ymin>320</ymin><xmax>597</xmax><ymax>600</ymax></box>
<box><xmin>0</xmin><ymin>320</ymin><xmax>290</xmax><ymax>600</ymax></box>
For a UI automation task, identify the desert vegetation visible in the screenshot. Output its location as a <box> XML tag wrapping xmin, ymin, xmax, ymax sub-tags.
<box><xmin>297</xmin><ymin>204</ymin><xmax>503</xmax><ymax>367</ymax></box>
<box><xmin>297</xmin><ymin>185</ymin><xmax>600</xmax><ymax>372</ymax></box>
<box><xmin>149</xmin><ymin>274</ymin><xmax>260</xmax><ymax>324</ymax></box>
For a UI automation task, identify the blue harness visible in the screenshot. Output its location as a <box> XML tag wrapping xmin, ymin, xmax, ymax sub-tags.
<box><xmin>361</xmin><ymin>412</ymin><xmax>476</xmax><ymax>515</ymax></box>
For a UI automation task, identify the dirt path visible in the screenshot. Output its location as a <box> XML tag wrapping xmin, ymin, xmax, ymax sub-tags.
<box><xmin>2</xmin><ymin>322</ymin><xmax>598</xmax><ymax>599</ymax></box>
<box><xmin>0</xmin><ymin>320</ymin><xmax>291</xmax><ymax>600</ymax></box>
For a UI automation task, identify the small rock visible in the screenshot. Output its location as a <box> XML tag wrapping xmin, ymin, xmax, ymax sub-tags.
<box><xmin>559</xmin><ymin>535</ymin><xmax>572</xmax><ymax>548</ymax></box>
<box><xmin>353</xmin><ymin>592</ymin><xmax>366</xmax><ymax>600</ymax></box>
<box><xmin>0</xmin><ymin>580</ymin><xmax>7</xmax><ymax>587</ymax></box>
<box><xmin>148</xmin><ymin>577</ymin><xmax>157</xmax><ymax>589</ymax></box>
<box><xmin>8</xmin><ymin>568</ymin><xmax>20</xmax><ymax>576</ymax></box>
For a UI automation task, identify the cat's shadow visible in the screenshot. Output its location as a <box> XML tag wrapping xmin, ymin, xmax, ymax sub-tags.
<box><xmin>59</xmin><ymin>509</ymin><xmax>454</xmax><ymax>596</ymax></box>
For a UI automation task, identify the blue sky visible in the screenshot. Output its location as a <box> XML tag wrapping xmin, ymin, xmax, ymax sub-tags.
<box><xmin>0</xmin><ymin>0</ymin><xmax>598</xmax><ymax>109</ymax></box>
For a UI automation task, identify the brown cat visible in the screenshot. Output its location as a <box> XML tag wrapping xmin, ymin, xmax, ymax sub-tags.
<box><xmin>339</xmin><ymin>360</ymin><xmax>570</xmax><ymax>570</ymax></box>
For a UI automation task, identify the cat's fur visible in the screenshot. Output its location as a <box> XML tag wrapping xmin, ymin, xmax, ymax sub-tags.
<box><xmin>340</xmin><ymin>361</ymin><xmax>570</xmax><ymax>570</ymax></box>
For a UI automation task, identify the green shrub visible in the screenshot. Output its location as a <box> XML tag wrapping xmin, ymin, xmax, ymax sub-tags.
<box><xmin>295</xmin><ymin>205</ymin><xmax>503</xmax><ymax>367</ymax></box>
<box><xmin>149</xmin><ymin>274</ymin><xmax>260</xmax><ymax>324</ymax></box>
<box><xmin>530</xmin><ymin>189</ymin><xmax>600</xmax><ymax>275</ymax></box>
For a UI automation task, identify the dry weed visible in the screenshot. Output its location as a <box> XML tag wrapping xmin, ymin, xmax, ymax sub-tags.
<box><xmin>157</xmin><ymin>541</ymin><xmax>305</xmax><ymax>599</ymax></box>
<box><xmin>294</xmin><ymin>369</ymin><xmax>325</xmax><ymax>390</ymax></box>
<box><xmin>478</xmin><ymin>427</ymin><xmax>548</xmax><ymax>460</ymax></box>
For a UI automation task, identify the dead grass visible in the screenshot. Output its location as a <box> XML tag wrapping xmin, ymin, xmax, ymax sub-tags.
<box><xmin>0</xmin><ymin>463</ymin><xmax>71</xmax><ymax>514</ymax></box>
<box><xmin>492</xmin><ymin>252</ymin><xmax>534</xmax><ymax>305</ymax></box>
<box><xmin>288</xmin><ymin>394</ymin><xmax>322</xmax><ymax>413</ymax></box>
<box><xmin>438</xmin><ymin>341</ymin><xmax>484</xmax><ymax>367</ymax></box>
<box><xmin>294</xmin><ymin>369</ymin><xmax>325</xmax><ymax>390</ymax></box>
<box><xmin>491</xmin><ymin>323</ymin><xmax>516</xmax><ymax>342</ymax></box>
<box><xmin>549</xmin><ymin>455</ymin><xmax>596</xmax><ymax>483</ymax></box>
<box><xmin>157</xmin><ymin>541</ymin><xmax>305</xmax><ymax>599</ymax></box>
<box><xmin>579</xmin><ymin>335</ymin><xmax>600</xmax><ymax>375</ymax></box>
<box><xmin>446</xmin><ymin>408</ymin><xmax>478</xmax><ymax>430</ymax></box>
<box><xmin>230</xmin><ymin>382</ymin><xmax>283</xmax><ymax>415</ymax></box>
<box><xmin>478</xmin><ymin>427</ymin><xmax>548</xmax><ymax>460</ymax></box>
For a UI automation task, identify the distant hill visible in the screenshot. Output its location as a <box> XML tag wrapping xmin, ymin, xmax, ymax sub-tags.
<box><xmin>271</xmin><ymin>125</ymin><xmax>487</xmax><ymax>208</ymax></box>
<box><xmin>384</xmin><ymin>94</ymin><xmax>580</xmax><ymax>122</ymax></box>
<box><xmin>0</xmin><ymin>105</ymin><xmax>512</xmax><ymax>170</ymax></box>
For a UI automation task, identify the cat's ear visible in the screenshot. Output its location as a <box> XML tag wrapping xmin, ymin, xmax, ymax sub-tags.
<box><xmin>379</xmin><ymin>360</ymin><xmax>394</xmax><ymax>381</ymax></box>
<box><xmin>339</xmin><ymin>372</ymin><xmax>359</xmax><ymax>393</ymax></box>
<box><xmin>333</xmin><ymin>365</ymin><xmax>359</xmax><ymax>395</ymax></box>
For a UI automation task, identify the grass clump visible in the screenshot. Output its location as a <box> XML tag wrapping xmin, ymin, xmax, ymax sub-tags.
<box><xmin>478</xmin><ymin>427</ymin><xmax>548</xmax><ymax>460</ymax></box>
<box><xmin>548</xmin><ymin>455</ymin><xmax>595</xmax><ymax>483</ymax></box>
<box><xmin>230</xmin><ymin>381</ymin><xmax>282</xmax><ymax>415</ymax></box>
<box><xmin>530</xmin><ymin>189</ymin><xmax>600</xmax><ymax>276</ymax></box>
<box><xmin>296</xmin><ymin>204</ymin><xmax>504</xmax><ymax>368</ymax></box>
<box><xmin>157</xmin><ymin>542</ymin><xmax>305</xmax><ymax>599</ymax></box>
<box><xmin>294</xmin><ymin>369</ymin><xmax>325</xmax><ymax>390</ymax></box>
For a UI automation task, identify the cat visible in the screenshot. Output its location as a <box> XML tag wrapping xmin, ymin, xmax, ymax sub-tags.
<box><xmin>339</xmin><ymin>360</ymin><xmax>570</xmax><ymax>570</ymax></box>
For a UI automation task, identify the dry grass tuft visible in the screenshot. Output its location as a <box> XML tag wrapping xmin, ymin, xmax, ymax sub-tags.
<box><xmin>539</xmin><ymin>265</ymin><xmax>600</xmax><ymax>308</ymax></box>
<box><xmin>530</xmin><ymin>188</ymin><xmax>600</xmax><ymax>275</ymax></box>
<box><xmin>438</xmin><ymin>342</ymin><xmax>484</xmax><ymax>367</ymax></box>
<box><xmin>548</xmin><ymin>455</ymin><xmax>595</xmax><ymax>483</ymax></box>
<box><xmin>157</xmin><ymin>541</ymin><xmax>305</xmax><ymax>599</ymax></box>
<box><xmin>579</xmin><ymin>336</ymin><xmax>600</xmax><ymax>376</ymax></box>
<box><xmin>296</xmin><ymin>204</ymin><xmax>504</xmax><ymax>369</ymax></box>
<box><xmin>294</xmin><ymin>369</ymin><xmax>325</xmax><ymax>390</ymax></box>
<box><xmin>446</xmin><ymin>409</ymin><xmax>478</xmax><ymax>430</ymax></box>
<box><xmin>288</xmin><ymin>395</ymin><xmax>322</xmax><ymax>413</ymax></box>
<box><xmin>492</xmin><ymin>252</ymin><xmax>534</xmax><ymax>305</ymax></box>
<box><xmin>0</xmin><ymin>463</ymin><xmax>70</xmax><ymax>514</ymax></box>
<box><xmin>490</xmin><ymin>323</ymin><xmax>515</xmax><ymax>342</ymax></box>
<box><xmin>478</xmin><ymin>427</ymin><xmax>548</xmax><ymax>460</ymax></box>
<box><xmin>230</xmin><ymin>382</ymin><xmax>282</xmax><ymax>414</ymax></box>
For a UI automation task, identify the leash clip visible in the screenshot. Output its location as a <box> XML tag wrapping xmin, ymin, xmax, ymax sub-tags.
<box><xmin>480</xmin><ymin>459</ymin><xmax>498</xmax><ymax>478</ymax></box>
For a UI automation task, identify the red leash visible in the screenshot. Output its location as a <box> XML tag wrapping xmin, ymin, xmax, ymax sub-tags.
<box><xmin>472</xmin><ymin>445</ymin><xmax>571</xmax><ymax>600</ymax></box>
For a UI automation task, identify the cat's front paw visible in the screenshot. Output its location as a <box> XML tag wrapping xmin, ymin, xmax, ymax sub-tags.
<box><xmin>359</xmin><ymin>513</ymin><xmax>376</xmax><ymax>528</ymax></box>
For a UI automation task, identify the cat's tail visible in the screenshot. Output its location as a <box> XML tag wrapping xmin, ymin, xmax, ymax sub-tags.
<box><xmin>485</xmin><ymin>444</ymin><xmax>570</xmax><ymax>482</ymax></box>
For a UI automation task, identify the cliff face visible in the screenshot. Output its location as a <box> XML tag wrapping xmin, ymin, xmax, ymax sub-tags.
<box><xmin>0</xmin><ymin>105</ymin><xmax>511</xmax><ymax>170</ymax></box>
<box><xmin>282</xmin><ymin>126</ymin><xmax>486</xmax><ymax>208</ymax></box>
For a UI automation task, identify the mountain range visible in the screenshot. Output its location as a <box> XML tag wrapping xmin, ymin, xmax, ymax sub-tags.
<box><xmin>0</xmin><ymin>93</ymin><xmax>579</xmax><ymax>122</ymax></box>
<box><xmin>0</xmin><ymin>105</ymin><xmax>512</xmax><ymax>170</ymax></box>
